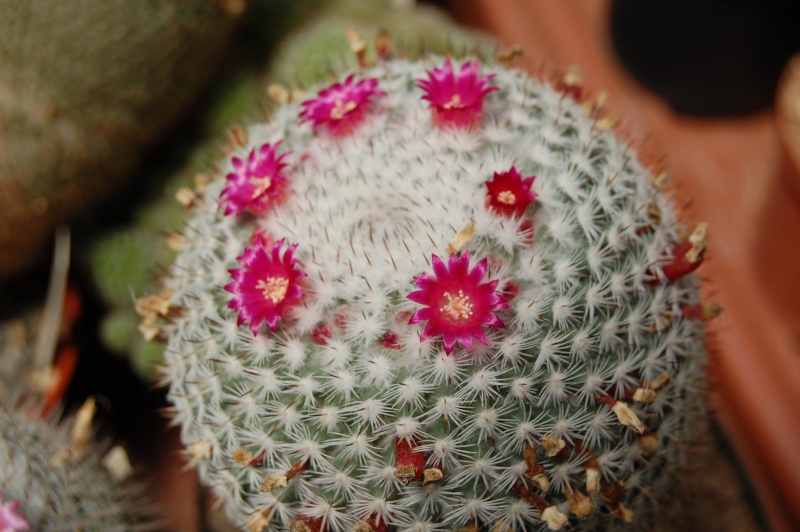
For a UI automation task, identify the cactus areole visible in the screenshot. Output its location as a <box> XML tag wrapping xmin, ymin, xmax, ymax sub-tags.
<box><xmin>158</xmin><ymin>56</ymin><xmax>708</xmax><ymax>531</ymax></box>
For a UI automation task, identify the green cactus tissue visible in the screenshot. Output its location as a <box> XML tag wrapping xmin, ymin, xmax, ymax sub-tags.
<box><xmin>151</xmin><ymin>55</ymin><xmax>711</xmax><ymax>531</ymax></box>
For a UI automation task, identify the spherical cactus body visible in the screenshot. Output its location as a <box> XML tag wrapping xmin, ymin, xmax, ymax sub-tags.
<box><xmin>0</xmin><ymin>399</ymin><xmax>155</xmax><ymax>530</ymax></box>
<box><xmin>157</xmin><ymin>55</ymin><xmax>709</xmax><ymax>531</ymax></box>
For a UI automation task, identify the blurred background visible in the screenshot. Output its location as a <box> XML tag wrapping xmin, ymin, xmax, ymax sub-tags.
<box><xmin>1</xmin><ymin>0</ymin><xmax>798</xmax><ymax>530</ymax></box>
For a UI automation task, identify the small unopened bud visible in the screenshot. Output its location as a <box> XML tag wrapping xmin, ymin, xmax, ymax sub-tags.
<box><xmin>166</xmin><ymin>233</ymin><xmax>187</xmax><ymax>251</ymax></box>
<box><xmin>353</xmin><ymin>520</ymin><xmax>373</xmax><ymax>532</ymax></box>
<box><xmin>566</xmin><ymin>489</ymin><xmax>593</xmax><ymax>518</ymax></box>
<box><xmin>586</xmin><ymin>467</ymin><xmax>601</xmax><ymax>495</ymax></box>
<box><xmin>246</xmin><ymin>511</ymin><xmax>271</xmax><ymax>532</ymax></box>
<box><xmin>446</xmin><ymin>221</ymin><xmax>475</xmax><ymax>254</ymax></box>
<box><xmin>193</xmin><ymin>172</ymin><xmax>212</xmax><ymax>193</ymax></box>
<box><xmin>267</xmin><ymin>83</ymin><xmax>290</xmax><ymax>104</ymax></box>
<box><xmin>541</xmin><ymin>435</ymin><xmax>566</xmax><ymax>457</ymax></box>
<box><xmin>583</xmin><ymin>90</ymin><xmax>610</xmax><ymax>114</ymax></box>
<box><xmin>175</xmin><ymin>187</ymin><xmax>199</xmax><ymax>207</ymax></box>
<box><xmin>394</xmin><ymin>464</ymin><xmax>418</xmax><ymax>486</ymax></box>
<box><xmin>611</xmin><ymin>401</ymin><xmax>645</xmax><ymax>434</ymax></box>
<box><xmin>232</xmin><ymin>447</ymin><xmax>254</xmax><ymax>465</ymax></box>
<box><xmin>650</xmin><ymin>372</ymin><xmax>672</xmax><ymax>391</ymax></box>
<box><xmin>597</xmin><ymin>113</ymin><xmax>621</xmax><ymax>131</ymax></box>
<box><xmin>423</xmin><ymin>467</ymin><xmax>444</xmax><ymax>485</ymax></box>
<box><xmin>562</xmin><ymin>65</ymin><xmax>583</xmax><ymax>88</ymax></box>
<box><xmin>292</xmin><ymin>520</ymin><xmax>313</xmax><ymax>532</ymax></box>
<box><xmin>594</xmin><ymin>90</ymin><xmax>610</xmax><ymax>110</ymax></box>
<box><xmin>456</xmin><ymin>522</ymin><xmax>479</xmax><ymax>532</ymax></box>
<box><xmin>259</xmin><ymin>474</ymin><xmax>288</xmax><ymax>493</ymax></box>
<box><xmin>135</xmin><ymin>291</ymin><xmax>173</xmax><ymax>319</ymax></box>
<box><xmin>702</xmin><ymin>303</ymin><xmax>723</xmax><ymax>320</ymax></box>
<box><xmin>102</xmin><ymin>445</ymin><xmax>133</xmax><ymax>481</ymax></box>
<box><xmin>686</xmin><ymin>222</ymin><xmax>708</xmax><ymax>263</ymax></box>
<box><xmin>138</xmin><ymin>320</ymin><xmax>161</xmax><ymax>342</ymax></box>
<box><xmin>290</xmin><ymin>89</ymin><xmax>306</xmax><ymax>102</ymax></box>
<box><xmin>189</xmin><ymin>440</ymin><xmax>212</xmax><ymax>460</ymax></box>
<box><xmin>632</xmin><ymin>388</ymin><xmax>657</xmax><ymax>403</ymax></box>
<box><xmin>531</xmin><ymin>473</ymin><xmax>551</xmax><ymax>492</ymax></box>
<box><xmin>647</xmin><ymin>202</ymin><xmax>662</xmax><ymax>225</ymax></box>
<box><xmin>542</xmin><ymin>506</ymin><xmax>569</xmax><ymax>530</ymax></box>
<box><xmin>617</xmin><ymin>503</ymin><xmax>635</xmax><ymax>523</ymax></box>
<box><xmin>346</xmin><ymin>28</ymin><xmax>367</xmax><ymax>68</ymax></box>
<box><xmin>496</xmin><ymin>45</ymin><xmax>524</xmax><ymax>68</ymax></box>
<box><xmin>375</xmin><ymin>29</ymin><xmax>392</xmax><ymax>61</ymax></box>
<box><xmin>639</xmin><ymin>432</ymin><xmax>660</xmax><ymax>455</ymax></box>
<box><xmin>228</xmin><ymin>125</ymin><xmax>248</xmax><ymax>148</ymax></box>
<box><xmin>653</xmin><ymin>171</ymin><xmax>670</xmax><ymax>189</ymax></box>
<box><xmin>71</xmin><ymin>397</ymin><xmax>96</xmax><ymax>456</ymax></box>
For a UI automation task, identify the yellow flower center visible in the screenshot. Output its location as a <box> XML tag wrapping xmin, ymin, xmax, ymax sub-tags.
<box><xmin>443</xmin><ymin>93</ymin><xmax>462</xmax><ymax>110</ymax></box>
<box><xmin>330</xmin><ymin>99</ymin><xmax>357</xmax><ymax>120</ymax></box>
<box><xmin>257</xmin><ymin>277</ymin><xmax>289</xmax><ymax>304</ymax></box>
<box><xmin>249</xmin><ymin>176</ymin><xmax>272</xmax><ymax>199</ymax></box>
<box><xmin>497</xmin><ymin>190</ymin><xmax>517</xmax><ymax>204</ymax></box>
<box><xmin>440</xmin><ymin>290</ymin><xmax>474</xmax><ymax>323</ymax></box>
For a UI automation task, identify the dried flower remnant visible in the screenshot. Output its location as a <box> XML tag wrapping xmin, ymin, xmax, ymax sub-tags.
<box><xmin>221</xmin><ymin>142</ymin><xmax>291</xmax><ymax>216</ymax></box>
<box><xmin>485</xmin><ymin>167</ymin><xmax>537</xmax><ymax>217</ymax></box>
<box><xmin>300</xmin><ymin>75</ymin><xmax>383</xmax><ymax>136</ymax></box>
<box><xmin>225</xmin><ymin>239</ymin><xmax>306</xmax><ymax>334</ymax></box>
<box><xmin>417</xmin><ymin>58</ymin><xmax>498</xmax><ymax>129</ymax></box>
<box><xmin>408</xmin><ymin>251</ymin><xmax>508</xmax><ymax>354</ymax></box>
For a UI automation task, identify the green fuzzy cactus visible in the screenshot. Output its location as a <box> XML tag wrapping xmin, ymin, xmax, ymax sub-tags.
<box><xmin>153</xmin><ymin>54</ymin><xmax>711</xmax><ymax>531</ymax></box>
<box><xmin>0</xmin><ymin>398</ymin><xmax>156</xmax><ymax>531</ymax></box>
<box><xmin>0</xmin><ymin>0</ymin><xmax>242</xmax><ymax>278</ymax></box>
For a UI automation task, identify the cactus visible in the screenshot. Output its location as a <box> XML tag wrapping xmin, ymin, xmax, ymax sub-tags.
<box><xmin>0</xmin><ymin>396</ymin><xmax>156</xmax><ymax>531</ymax></box>
<box><xmin>87</xmin><ymin>1</ymin><xmax>495</xmax><ymax>378</ymax></box>
<box><xmin>150</xmin><ymin>54</ymin><xmax>710</xmax><ymax>531</ymax></box>
<box><xmin>0</xmin><ymin>0</ymin><xmax>243</xmax><ymax>278</ymax></box>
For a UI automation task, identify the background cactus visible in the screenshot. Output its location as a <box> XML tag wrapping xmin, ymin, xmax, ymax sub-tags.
<box><xmin>0</xmin><ymin>0</ymin><xmax>243</xmax><ymax>278</ymax></box>
<box><xmin>152</xmin><ymin>52</ymin><xmax>713</xmax><ymax>531</ymax></box>
<box><xmin>0</xmin><ymin>396</ymin><xmax>157</xmax><ymax>530</ymax></box>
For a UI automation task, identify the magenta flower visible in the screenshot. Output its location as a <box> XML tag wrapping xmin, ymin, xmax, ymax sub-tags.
<box><xmin>220</xmin><ymin>142</ymin><xmax>290</xmax><ymax>216</ymax></box>
<box><xmin>299</xmin><ymin>75</ymin><xmax>383</xmax><ymax>136</ymax></box>
<box><xmin>417</xmin><ymin>58</ymin><xmax>499</xmax><ymax>130</ymax></box>
<box><xmin>225</xmin><ymin>239</ymin><xmax>307</xmax><ymax>334</ymax></box>
<box><xmin>485</xmin><ymin>166</ymin><xmax>537</xmax><ymax>217</ymax></box>
<box><xmin>407</xmin><ymin>251</ymin><xmax>508</xmax><ymax>354</ymax></box>
<box><xmin>0</xmin><ymin>495</ymin><xmax>29</xmax><ymax>532</ymax></box>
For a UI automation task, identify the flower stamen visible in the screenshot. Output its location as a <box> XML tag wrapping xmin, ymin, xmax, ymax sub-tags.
<box><xmin>441</xmin><ymin>290</ymin><xmax>474</xmax><ymax>323</ymax></box>
<box><xmin>330</xmin><ymin>99</ymin><xmax>357</xmax><ymax>120</ymax></box>
<box><xmin>249</xmin><ymin>176</ymin><xmax>272</xmax><ymax>199</ymax></box>
<box><xmin>497</xmin><ymin>190</ymin><xmax>516</xmax><ymax>205</ymax></box>
<box><xmin>257</xmin><ymin>277</ymin><xmax>289</xmax><ymax>304</ymax></box>
<box><xmin>442</xmin><ymin>93</ymin><xmax>462</xmax><ymax>110</ymax></box>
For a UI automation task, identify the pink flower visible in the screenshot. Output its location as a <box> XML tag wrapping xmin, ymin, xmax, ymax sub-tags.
<box><xmin>220</xmin><ymin>142</ymin><xmax>290</xmax><ymax>216</ymax></box>
<box><xmin>417</xmin><ymin>58</ymin><xmax>499</xmax><ymax>130</ymax></box>
<box><xmin>0</xmin><ymin>495</ymin><xmax>30</xmax><ymax>532</ymax></box>
<box><xmin>485</xmin><ymin>166</ymin><xmax>537</xmax><ymax>217</ymax></box>
<box><xmin>299</xmin><ymin>75</ymin><xmax>383</xmax><ymax>136</ymax></box>
<box><xmin>225</xmin><ymin>239</ymin><xmax>307</xmax><ymax>334</ymax></box>
<box><xmin>407</xmin><ymin>251</ymin><xmax>508</xmax><ymax>354</ymax></box>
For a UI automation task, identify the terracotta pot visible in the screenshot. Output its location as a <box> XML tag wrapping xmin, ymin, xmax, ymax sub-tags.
<box><xmin>764</xmin><ymin>54</ymin><xmax>800</xmax><ymax>336</ymax></box>
<box><xmin>447</xmin><ymin>1</ymin><xmax>800</xmax><ymax>530</ymax></box>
